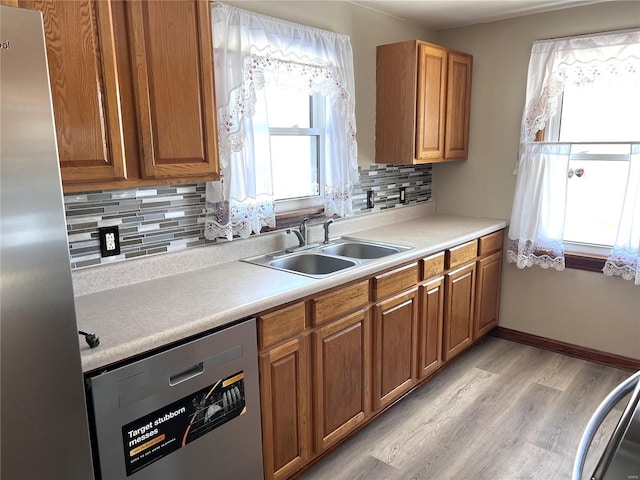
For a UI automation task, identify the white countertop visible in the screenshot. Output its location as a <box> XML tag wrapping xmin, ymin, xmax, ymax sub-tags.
<box><xmin>76</xmin><ymin>210</ymin><xmax>507</xmax><ymax>373</ymax></box>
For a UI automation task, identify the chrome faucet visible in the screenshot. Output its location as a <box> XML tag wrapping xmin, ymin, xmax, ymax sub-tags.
<box><xmin>323</xmin><ymin>218</ymin><xmax>334</xmax><ymax>244</ymax></box>
<box><xmin>286</xmin><ymin>228</ymin><xmax>306</xmax><ymax>249</ymax></box>
<box><xmin>285</xmin><ymin>217</ymin><xmax>311</xmax><ymax>252</ymax></box>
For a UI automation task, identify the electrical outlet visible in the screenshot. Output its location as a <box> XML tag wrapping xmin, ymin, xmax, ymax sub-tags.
<box><xmin>98</xmin><ymin>226</ymin><xmax>120</xmax><ymax>257</ymax></box>
<box><xmin>366</xmin><ymin>190</ymin><xmax>374</xmax><ymax>209</ymax></box>
<box><xmin>399</xmin><ymin>187</ymin><xmax>407</xmax><ymax>204</ymax></box>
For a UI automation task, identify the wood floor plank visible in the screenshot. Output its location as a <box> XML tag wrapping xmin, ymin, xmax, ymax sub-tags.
<box><xmin>527</xmin><ymin>362</ymin><xmax>629</xmax><ymax>459</ymax></box>
<box><xmin>368</xmin><ymin>367</ymin><xmax>496</xmax><ymax>469</ymax></box>
<box><xmin>302</xmin><ymin>453</ymin><xmax>400</xmax><ymax>480</ymax></box>
<box><xmin>441</xmin><ymin>383</ymin><xmax>564</xmax><ymax>480</ymax></box>
<box><xmin>299</xmin><ymin>337</ymin><xmax>633</xmax><ymax>480</ymax></box>
<box><xmin>386</xmin><ymin>343</ymin><xmax>562</xmax><ymax>477</ymax></box>
<box><xmin>531</xmin><ymin>352</ymin><xmax>587</xmax><ymax>392</ymax></box>
<box><xmin>450</xmin><ymin>440</ymin><xmax>565</xmax><ymax>480</ymax></box>
<box><xmin>472</xmin><ymin>337</ymin><xmax>544</xmax><ymax>375</ymax></box>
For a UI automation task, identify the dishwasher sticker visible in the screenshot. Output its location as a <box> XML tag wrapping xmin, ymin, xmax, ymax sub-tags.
<box><xmin>121</xmin><ymin>371</ymin><xmax>247</xmax><ymax>476</ymax></box>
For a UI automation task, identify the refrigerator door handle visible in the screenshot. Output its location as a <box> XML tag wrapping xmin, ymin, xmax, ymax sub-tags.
<box><xmin>572</xmin><ymin>370</ymin><xmax>640</xmax><ymax>480</ymax></box>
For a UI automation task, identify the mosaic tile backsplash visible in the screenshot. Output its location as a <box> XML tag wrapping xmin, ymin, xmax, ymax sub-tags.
<box><xmin>65</xmin><ymin>163</ymin><xmax>432</xmax><ymax>269</ymax></box>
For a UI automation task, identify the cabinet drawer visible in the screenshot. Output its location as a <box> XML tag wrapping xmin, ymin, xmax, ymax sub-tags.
<box><xmin>446</xmin><ymin>240</ymin><xmax>477</xmax><ymax>269</ymax></box>
<box><xmin>421</xmin><ymin>252</ymin><xmax>445</xmax><ymax>280</ymax></box>
<box><xmin>257</xmin><ymin>302</ymin><xmax>305</xmax><ymax>350</ymax></box>
<box><xmin>372</xmin><ymin>263</ymin><xmax>419</xmax><ymax>301</ymax></box>
<box><xmin>312</xmin><ymin>280</ymin><xmax>369</xmax><ymax>327</ymax></box>
<box><xmin>478</xmin><ymin>230</ymin><xmax>504</xmax><ymax>255</ymax></box>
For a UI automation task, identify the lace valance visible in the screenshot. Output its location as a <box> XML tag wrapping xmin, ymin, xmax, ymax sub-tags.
<box><xmin>219</xmin><ymin>53</ymin><xmax>356</xmax><ymax>170</ymax></box>
<box><xmin>520</xmin><ymin>28</ymin><xmax>640</xmax><ymax>145</ymax></box>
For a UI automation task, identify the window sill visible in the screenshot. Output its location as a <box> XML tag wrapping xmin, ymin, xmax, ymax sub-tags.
<box><xmin>262</xmin><ymin>207</ymin><xmax>326</xmax><ymax>232</ymax></box>
<box><xmin>274</xmin><ymin>206</ymin><xmax>324</xmax><ymax>221</ymax></box>
<box><xmin>564</xmin><ymin>253</ymin><xmax>607</xmax><ymax>273</ymax></box>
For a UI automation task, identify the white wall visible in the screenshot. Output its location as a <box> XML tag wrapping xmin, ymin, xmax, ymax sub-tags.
<box><xmin>226</xmin><ymin>1</ymin><xmax>436</xmax><ymax>166</ymax></box>
<box><xmin>436</xmin><ymin>1</ymin><xmax>640</xmax><ymax>358</ymax></box>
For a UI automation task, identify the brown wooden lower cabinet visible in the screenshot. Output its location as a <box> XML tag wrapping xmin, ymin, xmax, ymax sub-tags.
<box><xmin>259</xmin><ymin>336</ymin><xmax>309</xmax><ymax>480</ymax></box>
<box><xmin>443</xmin><ymin>262</ymin><xmax>476</xmax><ymax>361</ymax></box>
<box><xmin>372</xmin><ymin>288</ymin><xmax>419</xmax><ymax>410</ymax></box>
<box><xmin>474</xmin><ymin>250</ymin><xmax>502</xmax><ymax>339</ymax></box>
<box><xmin>257</xmin><ymin>229</ymin><xmax>505</xmax><ymax>480</ymax></box>
<box><xmin>312</xmin><ymin>309</ymin><xmax>371</xmax><ymax>452</ymax></box>
<box><xmin>418</xmin><ymin>276</ymin><xmax>445</xmax><ymax>379</ymax></box>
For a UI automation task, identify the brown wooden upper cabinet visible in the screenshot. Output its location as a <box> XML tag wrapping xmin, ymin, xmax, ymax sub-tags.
<box><xmin>4</xmin><ymin>0</ymin><xmax>220</xmax><ymax>191</ymax></box>
<box><xmin>7</xmin><ymin>0</ymin><xmax>127</xmax><ymax>185</ymax></box>
<box><xmin>376</xmin><ymin>40</ymin><xmax>472</xmax><ymax>164</ymax></box>
<box><xmin>126</xmin><ymin>0</ymin><xmax>219</xmax><ymax>181</ymax></box>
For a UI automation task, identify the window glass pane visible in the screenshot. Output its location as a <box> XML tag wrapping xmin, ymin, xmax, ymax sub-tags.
<box><xmin>270</xmin><ymin>135</ymin><xmax>319</xmax><ymax>200</ymax></box>
<box><xmin>558</xmin><ymin>82</ymin><xmax>640</xmax><ymax>142</ymax></box>
<box><xmin>264</xmin><ymin>85</ymin><xmax>311</xmax><ymax>128</ymax></box>
<box><xmin>563</xmin><ymin>159</ymin><xmax>630</xmax><ymax>246</ymax></box>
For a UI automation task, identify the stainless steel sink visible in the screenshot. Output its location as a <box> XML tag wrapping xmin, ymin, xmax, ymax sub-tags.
<box><xmin>242</xmin><ymin>237</ymin><xmax>412</xmax><ymax>279</ymax></box>
<box><xmin>270</xmin><ymin>254</ymin><xmax>356</xmax><ymax>276</ymax></box>
<box><xmin>321</xmin><ymin>241</ymin><xmax>401</xmax><ymax>259</ymax></box>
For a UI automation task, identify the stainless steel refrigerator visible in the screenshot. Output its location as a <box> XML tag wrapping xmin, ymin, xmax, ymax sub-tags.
<box><xmin>1</xmin><ymin>5</ymin><xmax>95</xmax><ymax>479</ymax></box>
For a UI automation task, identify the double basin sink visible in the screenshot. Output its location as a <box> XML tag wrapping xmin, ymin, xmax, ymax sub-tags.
<box><xmin>242</xmin><ymin>237</ymin><xmax>412</xmax><ymax>279</ymax></box>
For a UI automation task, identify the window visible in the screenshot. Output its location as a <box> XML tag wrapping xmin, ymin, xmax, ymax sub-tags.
<box><xmin>262</xmin><ymin>86</ymin><xmax>326</xmax><ymax>212</ymax></box>
<box><xmin>508</xmin><ymin>28</ymin><xmax>640</xmax><ymax>283</ymax></box>
<box><xmin>205</xmin><ymin>3</ymin><xmax>358</xmax><ymax>241</ymax></box>
<box><xmin>546</xmin><ymin>80</ymin><xmax>640</xmax><ymax>253</ymax></box>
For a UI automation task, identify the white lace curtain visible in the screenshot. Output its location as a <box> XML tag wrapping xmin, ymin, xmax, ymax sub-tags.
<box><xmin>603</xmin><ymin>145</ymin><xmax>640</xmax><ymax>285</ymax></box>
<box><xmin>205</xmin><ymin>2</ymin><xmax>358</xmax><ymax>240</ymax></box>
<box><xmin>508</xmin><ymin>143</ymin><xmax>571</xmax><ymax>270</ymax></box>
<box><xmin>508</xmin><ymin>28</ymin><xmax>640</xmax><ymax>283</ymax></box>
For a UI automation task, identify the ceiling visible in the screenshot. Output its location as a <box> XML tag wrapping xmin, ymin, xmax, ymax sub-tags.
<box><xmin>348</xmin><ymin>0</ymin><xmax>612</xmax><ymax>29</ymax></box>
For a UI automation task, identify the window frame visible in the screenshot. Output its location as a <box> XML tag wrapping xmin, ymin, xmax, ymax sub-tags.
<box><xmin>269</xmin><ymin>93</ymin><xmax>327</xmax><ymax>214</ymax></box>
<box><xmin>563</xmin><ymin>149</ymin><xmax>632</xmax><ymax>256</ymax></box>
<box><xmin>542</xmin><ymin>89</ymin><xmax>636</xmax><ymax>261</ymax></box>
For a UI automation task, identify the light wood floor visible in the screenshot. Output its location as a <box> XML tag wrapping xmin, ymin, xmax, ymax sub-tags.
<box><xmin>299</xmin><ymin>336</ymin><xmax>632</xmax><ymax>480</ymax></box>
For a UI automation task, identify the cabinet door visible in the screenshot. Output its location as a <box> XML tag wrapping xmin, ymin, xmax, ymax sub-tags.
<box><xmin>474</xmin><ymin>251</ymin><xmax>502</xmax><ymax>340</ymax></box>
<box><xmin>444</xmin><ymin>52</ymin><xmax>472</xmax><ymax>159</ymax></box>
<box><xmin>127</xmin><ymin>0</ymin><xmax>219</xmax><ymax>179</ymax></box>
<box><xmin>259</xmin><ymin>337</ymin><xmax>309</xmax><ymax>480</ymax></box>
<box><xmin>312</xmin><ymin>309</ymin><xmax>370</xmax><ymax>452</ymax></box>
<box><xmin>418</xmin><ymin>276</ymin><xmax>444</xmax><ymax>379</ymax></box>
<box><xmin>373</xmin><ymin>288</ymin><xmax>418</xmax><ymax>410</ymax></box>
<box><xmin>443</xmin><ymin>262</ymin><xmax>476</xmax><ymax>362</ymax></box>
<box><xmin>415</xmin><ymin>43</ymin><xmax>447</xmax><ymax>161</ymax></box>
<box><xmin>375</xmin><ymin>40</ymin><xmax>418</xmax><ymax>165</ymax></box>
<box><xmin>17</xmin><ymin>0</ymin><xmax>126</xmax><ymax>184</ymax></box>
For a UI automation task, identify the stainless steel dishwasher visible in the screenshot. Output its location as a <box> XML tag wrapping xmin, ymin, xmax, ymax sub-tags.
<box><xmin>86</xmin><ymin>318</ymin><xmax>264</xmax><ymax>480</ymax></box>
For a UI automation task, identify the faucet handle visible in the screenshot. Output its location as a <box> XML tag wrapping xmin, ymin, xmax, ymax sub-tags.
<box><xmin>299</xmin><ymin>217</ymin><xmax>310</xmax><ymax>242</ymax></box>
<box><xmin>323</xmin><ymin>218</ymin><xmax>334</xmax><ymax>244</ymax></box>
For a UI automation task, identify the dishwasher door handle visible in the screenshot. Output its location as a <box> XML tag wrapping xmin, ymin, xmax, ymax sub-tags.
<box><xmin>169</xmin><ymin>362</ymin><xmax>204</xmax><ymax>386</ymax></box>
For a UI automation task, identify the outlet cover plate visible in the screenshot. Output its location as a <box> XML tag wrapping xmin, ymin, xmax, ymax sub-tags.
<box><xmin>400</xmin><ymin>187</ymin><xmax>407</xmax><ymax>204</ymax></box>
<box><xmin>366</xmin><ymin>190</ymin><xmax>375</xmax><ymax>209</ymax></box>
<box><xmin>98</xmin><ymin>226</ymin><xmax>120</xmax><ymax>257</ymax></box>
